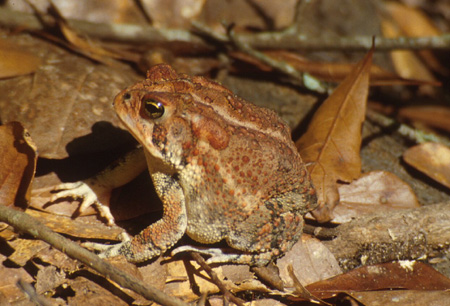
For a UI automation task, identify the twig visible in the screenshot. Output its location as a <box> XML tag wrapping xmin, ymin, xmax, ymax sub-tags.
<box><xmin>0</xmin><ymin>205</ymin><xmax>188</xmax><ymax>306</ymax></box>
<box><xmin>190</xmin><ymin>252</ymin><xmax>245</xmax><ymax>306</ymax></box>
<box><xmin>1</xmin><ymin>7</ymin><xmax>450</xmax><ymax>51</ymax></box>
<box><xmin>226</xmin><ymin>26</ymin><xmax>305</xmax><ymax>85</ymax></box>
<box><xmin>366</xmin><ymin>108</ymin><xmax>450</xmax><ymax>147</ymax></box>
<box><xmin>0</xmin><ymin>7</ymin><xmax>206</xmax><ymax>47</ymax></box>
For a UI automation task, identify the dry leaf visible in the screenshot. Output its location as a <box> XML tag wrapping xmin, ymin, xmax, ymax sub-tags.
<box><xmin>368</xmin><ymin>102</ymin><xmax>450</xmax><ymax>133</ymax></box>
<box><xmin>0</xmin><ymin>38</ymin><xmax>41</xmax><ymax>78</ymax></box>
<box><xmin>25</xmin><ymin>209</ymin><xmax>123</xmax><ymax>241</ymax></box>
<box><xmin>384</xmin><ymin>1</ymin><xmax>447</xmax><ymax>75</ymax></box>
<box><xmin>8</xmin><ymin>239</ymin><xmax>49</xmax><ymax>266</ymax></box>
<box><xmin>67</xmin><ymin>277</ymin><xmax>127</xmax><ymax>305</ymax></box>
<box><xmin>296</xmin><ymin>48</ymin><xmax>373</xmax><ymax>222</ymax></box>
<box><xmin>306</xmin><ymin>261</ymin><xmax>450</xmax><ymax>300</ymax></box>
<box><xmin>165</xmin><ymin>259</ymin><xmax>221</xmax><ymax>301</ymax></box>
<box><xmin>52</xmin><ymin>5</ymin><xmax>129</xmax><ymax>66</ymax></box>
<box><xmin>397</xmin><ymin>105</ymin><xmax>450</xmax><ymax>133</ymax></box>
<box><xmin>35</xmin><ymin>265</ymin><xmax>66</xmax><ymax>295</ymax></box>
<box><xmin>352</xmin><ymin>290</ymin><xmax>450</xmax><ymax>306</ymax></box>
<box><xmin>381</xmin><ymin>17</ymin><xmax>437</xmax><ymax>83</ymax></box>
<box><xmin>254</xmin><ymin>50</ymin><xmax>435</xmax><ymax>86</ymax></box>
<box><xmin>277</xmin><ymin>235</ymin><xmax>342</xmax><ymax>287</ymax></box>
<box><xmin>333</xmin><ymin>171</ymin><xmax>420</xmax><ymax>223</ymax></box>
<box><xmin>403</xmin><ymin>142</ymin><xmax>450</xmax><ymax>189</ymax></box>
<box><xmin>164</xmin><ymin>258</ymin><xmax>269</xmax><ymax>301</ymax></box>
<box><xmin>0</xmin><ymin>253</ymin><xmax>35</xmax><ymax>303</ymax></box>
<box><xmin>142</xmin><ymin>0</ymin><xmax>206</xmax><ymax>28</ymax></box>
<box><xmin>0</xmin><ymin>122</ymin><xmax>37</xmax><ymax>209</ymax></box>
<box><xmin>0</xmin><ymin>35</ymin><xmax>141</xmax><ymax>159</ymax></box>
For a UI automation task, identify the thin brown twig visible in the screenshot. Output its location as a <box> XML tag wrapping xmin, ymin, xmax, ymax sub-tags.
<box><xmin>190</xmin><ymin>252</ymin><xmax>245</xmax><ymax>306</ymax></box>
<box><xmin>1</xmin><ymin>7</ymin><xmax>450</xmax><ymax>51</ymax></box>
<box><xmin>0</xmin><ymin>205</ymin><xmax>188</xmax><ymax>306</ymax></box>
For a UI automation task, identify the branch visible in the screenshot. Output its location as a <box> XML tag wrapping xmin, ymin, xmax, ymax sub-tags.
<box><xmin>321</xmin><ymin>203</ymin><xmax>450</xmax><ymax>271</ymax></box>
<box><xmin>0</xmin><ymin>205</ymin><xmax>188</xmax><ymax>306</ymax></box>
<box><xmin>1</xmin><ymin>7</ymin><xmax>450</xmax><ymax>51</ymax></box>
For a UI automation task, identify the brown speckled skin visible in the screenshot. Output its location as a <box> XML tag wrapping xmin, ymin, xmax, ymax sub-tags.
<box><xmin>110</xmin><ymin>64</ymin><xmax>317</xmax><ymax>265</ymax></box>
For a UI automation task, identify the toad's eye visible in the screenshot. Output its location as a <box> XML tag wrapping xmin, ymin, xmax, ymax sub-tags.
<box><xmin>143</xmin><ymin>98</ymin><xmax>165</xmax><ymax>119</ymax></box>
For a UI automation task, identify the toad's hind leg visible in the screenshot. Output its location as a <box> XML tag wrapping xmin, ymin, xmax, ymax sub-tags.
<box><xmin>172</xmin><ymin>209</ymin><xmax>305</xmax><ymax>266</ymax></box>
<box><xmin>100</xmin><ymin>173</ymin><xmax>187</xmax><ymax>263</ymax></box>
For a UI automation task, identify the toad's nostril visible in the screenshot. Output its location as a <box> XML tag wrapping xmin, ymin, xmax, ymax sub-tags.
<box><xmin>123</xmin><ymin>93</ymin><xmax>131</xmax><ymax>100</ymax></box>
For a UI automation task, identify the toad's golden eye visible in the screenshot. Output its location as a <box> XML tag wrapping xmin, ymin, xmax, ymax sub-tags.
<box><xmin>143</xmin><ymin>98</ymin><xmax>165</xmax><ymax>119</ymax></box>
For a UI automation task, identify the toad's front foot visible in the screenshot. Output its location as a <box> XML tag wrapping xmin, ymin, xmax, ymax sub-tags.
<box><xmin>50</xmin><ymin>181</ymin><xmax>115</xmax><ymax>225</ymax></box>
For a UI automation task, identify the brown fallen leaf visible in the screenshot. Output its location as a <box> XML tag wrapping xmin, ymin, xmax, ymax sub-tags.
<box><xmin>8</xmin><ymin>239</ymin><xmax>49</xmax><ymax>267</ymax></box>
<box><xmin>0</xmin><ymin>122</ymin><xmax>37</xmax><ymax>209</ymax></box>
<box><xmin>306</xmin><ymin>261</ymin><xmax>450</xmax><ymax>300</ymax></box>
<box><xmin>0</xmin><ymin>253</ymin><xmax>35</xmax><ymax>303</ymax></box>
<box><xmin>384</xmin><ymin>1</ymin><xmax>448</xmax><ymax>76</ymax></box>
<box><xmin>0</xmin><ymin>34</ymin><xmax>141</xmax><ymax>160</ymax></box>
<box><xmin>396</xmin><ymin>105</ymin><xmax>450</xmax><ymax>133</ymax></box>
<box><xmin>24</xmin><ymin>209</ymin><xmax>123</xmax><ymax>241</ymax></box>
<box><xmin>141</xmin><ymin>0</ymin><xmax>206</xmax><ymax>28</ymax></box>
<box><xmin>296</xmin><ymin>47</ymin><xmax>373</xmax><ymax>222</ymax></box>
<box><xmin>381</xmin><ymin>16</ymin><xmax>437</xmax><ymax>83</ymax></box>
<box><xmin>403</xmin><ymin>142</ymin><xmax>450</xmax><ymax>189</ymax></box>
<box><xmin>352</xmin><ymin>290</ymin><xmax>450</xmax><ymax>306</ymax></box>
<box><xmin>333</xmin><ymin>171</ymin><xmax>420</xmax><ymax>223</ymax></box>
<box><xmin>277</xmin><ymin>235</ymin><xmax>342</xmax><ymax>287</ymax></box>
<box><xmin>0</xmin><ymin>38</ymin><xmax>42</xmax><ymax>78</ymax></box>
<box><xmin>368</xmin><ymin>102</ymin><xmax>450</xmax><ymax>133</ymax></box>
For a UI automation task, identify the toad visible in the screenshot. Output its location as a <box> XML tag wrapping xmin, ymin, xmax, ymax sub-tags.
<box><xmin>54</xmin><ymin>64</ymin><xmax>317</xmax><ymax>265</ymax></box>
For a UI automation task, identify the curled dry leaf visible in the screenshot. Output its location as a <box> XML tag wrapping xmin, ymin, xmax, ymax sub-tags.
<box><xmin>0</xmin><ymin>122</ymin><xmax>37</xmax><ymax>209</ymax></box>
<box><xmin>333</xmin><ymin>171</ymin><xmax>420</xmax><ymax>224</ymax></box>
<box><xmin>403</xmin><ymin>142</ymin><xmax>450</xmax><ymax>189</ymax></box>
<box><xmin>0</xmin><ymin>39</ymin><xmax>41</xmax><ymax>78</ymax></box>
<box><xmin>296</xmin><ymin>48</ymin><xmax>373</xmax><ymax>222</ymax></box>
